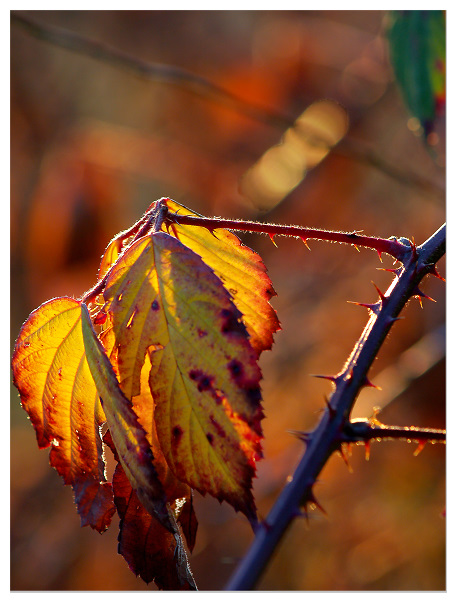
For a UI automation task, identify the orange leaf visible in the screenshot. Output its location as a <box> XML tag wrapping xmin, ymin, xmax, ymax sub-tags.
<box><xmin>12</xmin><ymin>297</ymin><xmax>115</xmax><ymax>532</ymax></box>
<box><xmin>162</xmin><ymin>198</ymin><xmax>280</xmax><ymax>356</ymax></box>
<box><xmin>80</xmin><ymin>304</ymin><xmax>175</xmax><ymax>535</ymax></box>
<box><xmin>103</xmin><ymin>231</ymin><xmax>263</xmax><ymax>523</ymax></box>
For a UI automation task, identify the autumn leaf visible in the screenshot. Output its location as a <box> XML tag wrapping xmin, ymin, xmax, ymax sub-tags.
<box><xmin>132</xmin><ymin>350</ymin><xmax>193</xmax><ymax>504</ymax></box>
<box><xmin>12</xmin><ymin>297</ymin><xmax>115</xmax><ymax>532</ymax></box>
<box><xmin>162</xmin><ymin>198</ymin><xmax>280</xmax><ymax>356</ymax></box>
<box><xmin>80</xmin><ymin>303</ymin><xmax>176</xmax><ymax>534</ymax></box>
<box><xmin>104</xmin><ymin>431</ymin><xmax>197</xmax><ymax>590</ymax></box>
<box><xmin>102</xmin><ymin>230</ymin><xmax>264</xmax><ymax>523</ymax></box>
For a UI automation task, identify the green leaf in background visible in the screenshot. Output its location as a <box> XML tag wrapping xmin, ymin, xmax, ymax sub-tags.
<box><xmin>387</xmin><ymin>10</ymin><xmax>445</xmax><ymax>137</ymax></box>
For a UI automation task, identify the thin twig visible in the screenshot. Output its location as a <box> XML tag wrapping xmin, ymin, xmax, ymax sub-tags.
<box><xmin>11</xmin><ymin>11</ymin><xmax>290</xmax><ymax>130</ymax></box>
<box><xmin>342</xmin><ymin>418</ymin><xmax>446</xmax><ymax>445</ymax></box>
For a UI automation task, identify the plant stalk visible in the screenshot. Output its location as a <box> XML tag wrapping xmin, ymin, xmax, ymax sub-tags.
<box><xmin>225</xmin><ymin>223</ymin><xmax>445</xmax><ymax>590</ymax></box>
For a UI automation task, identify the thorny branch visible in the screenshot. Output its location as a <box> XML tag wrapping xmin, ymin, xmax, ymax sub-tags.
<box><xmin>166</xmin><ymin>210</ymin><xmax>412</xmax><ymax>262</ymax></box>
<box><xmin>11</xmin><ymin>11</ymin><xmax>444</xmax><ymax>200</ymax></box>
<box><xmin>225</xmin><ymin>223</ymin><xmax>445</xmax><ymax>591</ymax></box>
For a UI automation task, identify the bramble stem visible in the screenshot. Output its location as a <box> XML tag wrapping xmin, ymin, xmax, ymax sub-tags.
<box><xmin>166</xmin><ymin>211</ymin><xmax>411</xmax><ymax>262</ymax></box>
<box><xmin>80</xmin><ymin>202</ymin><xmax>164</xmax><ymax>306</ymax></box>
<box><xmin>342</xmin><ymin>419</ymin><xmax>446</xmax><ymax>445</ymax></box>
<box><xmin>225</xmin><ymin>223</ymin><xmax>445</xmax><ymax>591</ymax></box>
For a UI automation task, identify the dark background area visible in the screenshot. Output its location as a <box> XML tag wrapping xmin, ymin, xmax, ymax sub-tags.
<box><xmin>10</xmin><ymin>10</ymin><xmax>445</xmax><ymax>591</ymax></box>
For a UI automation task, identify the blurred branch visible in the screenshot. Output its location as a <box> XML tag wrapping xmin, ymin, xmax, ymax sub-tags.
<box><xmin>11</xmin><ymin>11</ymin><xmax>288</xmax><ymax>130</ymax></box>
<box><xmin>12</xmin><ymin>11</ymin><xmax>444</xmax><ymax>200</ymax></box>
<box><xmin>226</xmin><ymin>222</ymin><xmax>445</xmax><ymax>590</ymax></box>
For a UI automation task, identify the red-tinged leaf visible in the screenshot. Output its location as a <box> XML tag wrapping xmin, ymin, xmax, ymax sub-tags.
<box><xmin>98</xmin><ymin>236</ymin><xmax>123</xmax><ymax>281</ymax></box>
<box><xmin>80</xmin><ymin>304</ymin><xmax>175</xmax><ymax>535</ymax></box>
<box><xmin>105</xmin><ymin>351</ymin><xmax>199</xmax><ymax>553</ymax></box>
<box><xmin>113</xmin><ymin>461</ymin><xmax>197</xmax><ymax>590</ymax></box>
<box><xmin>103</xmin><ymin>231</ymin><xmax>263</xmax><ymax>524</ymax></box>
<box><xmin>132</xmin><ymin>351</ymin><xmax>199</xmax><ymax>551</ymax></box>
<box><xmin>73</xmin><ymin>478</ymin><xmax>116</xmax><ymax>532</ymax></box>
<box><xmin>12</xmin><ymin>297</ymin><xmax>115</xmax><ymax>532</ymax></box>
<box><xmin>177</xmin><ymin>492</ymin><xmax>198</xmax><ymax>554</ymax></box>
<box><xmin>162</xmin><ymin>198</ymin><xmax>280</xmax><ymax>356</ymax></box>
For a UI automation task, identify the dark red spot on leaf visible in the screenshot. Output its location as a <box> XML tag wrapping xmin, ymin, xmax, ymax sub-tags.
<box><xmin>210</xmin><ymin>415</ymin><xmax>226</xmax><ymax>439</ymax></box>
<box><xmin>220</xmin><ymin>308</ymin><xmax>245</xmax><ymax>336</ymax></box>
<box><xmin>228</xmin><ymin>359</ymin><xmax>244</xmax><ymax>379</ymax></box>
<box><xmin>172</xmin><ymin>426</ymin><xmax>183</xmax><ymax>441</ymax></box>
<box><xmin>189</xmin><ymin>369</ymin><xmax>215</xmax><ymax>392</ymax></box>
<box><xmin>246</xmin><ymin>386</ymin><xmax>262</xmax><ymax>405</ymax></box>
<box><xmin>151</xmin><ymin>299</ymin><xmax>160</xmax><ymax>311</ymax></box>
<box><xmin>206</xmin><ymin>433</ymin><xmax>214</xmax><ymax>445</ymax></box>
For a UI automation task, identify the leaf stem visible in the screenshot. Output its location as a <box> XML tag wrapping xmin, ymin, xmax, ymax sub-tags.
<box><xmin>80</xmin><ymin>203</ymin><xmax>162</xmax><ymax>306</ymax></box>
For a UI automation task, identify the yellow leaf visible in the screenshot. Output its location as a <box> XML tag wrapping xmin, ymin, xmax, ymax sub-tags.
<box><xmin>162</xmin><ymin>198</ymin><xmax>280</xmax><ymax>356</ymax></box>
<box><xmin>133</xmin><ymin>350</ymin><xmax>191</xmax><ymax>503</ymax></box>
<box><xmin>80</xmin><ymin>304</ymin><xmax>176</xmax><ymax>534</ymax></box>
<box><xmin>98</xmin><ymin>235</ymin><xmax>123</xmax><ymax>281</ymax></box>
<box><xmin>12</xmin><ymin>297</ymin><xmax>114</xmax><ymax>531</ymax></box>
<box><xmin>103</xmin><ymin>231</ymin><xmax>263</xmax><ymax>522</ymax></box>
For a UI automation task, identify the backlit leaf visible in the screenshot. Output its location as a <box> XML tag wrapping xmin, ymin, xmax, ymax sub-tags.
<box><xmin>80</xmin><ymin>304</ymin><xmax>175</xmax><ymax>534</ymax></box>
<box><xmin>133</xmin><ymin>350</ymin><xmax>193</xmax><ymax>504</ymax></box>
<box><xmin>104</xmin><ymin>431</ymin><xmax>197</xmax><ymax>590</ymax></box>
<box><xmin>103</xmin><ymin>231</ymin><xmax>263</xmax><ymax>523</ymax></box>
<box><xmin>12</xmin><ymin>297</ymin><xmax>115</xmax><ymax>532</ymax></box>
<box><xmin>162</xmin><ymin>198</ymin><xmax>280</xmax><ymax>356</ymax></box>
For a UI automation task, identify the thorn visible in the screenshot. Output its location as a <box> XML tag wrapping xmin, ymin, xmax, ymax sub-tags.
<box><xmin>427</xmin><ymin>264</ymin><xmax>445</xmax><ymax>282</ymax></box>
<box><xmin>386</xmin><ymin>315</ymin><xmax>405</xmax><ymax>325</ymax></box>
<box><xmin>377</xmin><ymin>250</ymin><xmax>383</xmax><ymax>262</ymax></box>
<box><xmin>413</xmin><ymin>287</ymin><xmax>436</xmax><ymax>305</ymax></box>
<box><xmin>376</xmin><ymin>266</ymin><xmax>402</xmax><ymax>277</ymax></box>
<box><xmin>413</xmin><ymin>440</ymin><xmax>427</xmax><ymax>457</ymax></box>
<box><xmin>410</xmin><ymin>237</ymin><xmax>418</xmax><ymax>260</ymax></box>
<box><xmin>307</xmin><ymin>491</ymin><xmax>327</xmax><ymax>516</ymax></box>
<box><xmin>166</xmin><ymin>222</ymin><xmax>180</xmax><ymax>240</ymax></box>
<box><xmin>352</xmin><ymin>244</ymin><xmax>360</xmax><ymax>252</ymax></box>
<box><xmin>364</xmin><ymin>440</ymin><xmax>371</xmax><ymax>461</ymax></box>
<box><xmin>339</xmin><ymin>444</ymin><xmax>353</xmax><ymax>473</ymax></box>
<box><xmin>372</xmin><ymin>282</ymin><xmax>387</xmax><ymax>303</ymax></box>
<box><xmin>312</xmin><ymin>374</ymin><xmax>338</xmax><ymax>385</ymax></box>
<box><xmin>347</xmin><ymin>300</ymin><xmax>381</xmax><ymax>315</ymax></box>
<box><xmin>288</xmin><ymin>430</ymin><xmax>312</xmax><ymax>446</ymax></box>
<box><xmin>323</xmin><ymin>396</ymin><xmax>337</xmax><ymax>418</ymax></box>
<box><xmin>362</xmin><ymin>377</ymin><xmax>382</xmax><ymax>391</ymax></box>
<box><xmin>294</xmin><ymin>508</ymin><xmax>311</xmax><ymax>526</ymax></box>
<box><xmin>269</xmin><ymin>233</ymin><xmax>278</xmax><ymax>247</ymax></box>
<box><xmin>205</xmin><ymin>226</ymin><xmax>220</xmax><ymax>240</ymax></box>
<box><xmin>369</xmin><ymin>406</ymin><xmax>383</xmax><ymax>426</ymax></box>
<box><xmin>300</xmin><ymin>237</ymin><xmax>311</xmax><ymax>250</ymax></box>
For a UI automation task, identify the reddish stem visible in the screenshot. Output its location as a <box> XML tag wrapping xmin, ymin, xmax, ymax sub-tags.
<box><xmin>166</xmin><ymin>212</ymin><xmax>410</xmax><ymax>262</ymax></box>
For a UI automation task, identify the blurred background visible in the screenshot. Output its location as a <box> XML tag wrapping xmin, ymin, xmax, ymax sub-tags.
<box><xmin>10</xmin><ymin>10</ymin><xmax>445</xmax><ymax>591</ymax></box>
